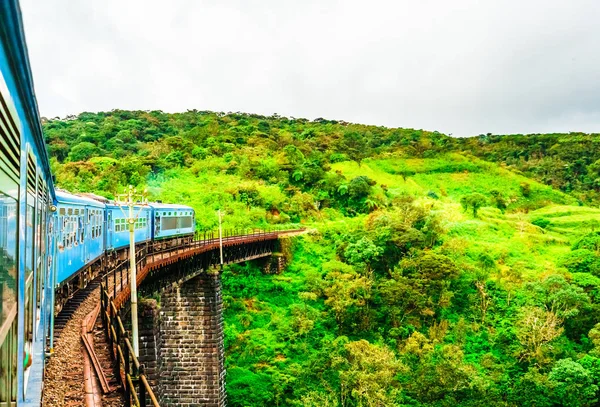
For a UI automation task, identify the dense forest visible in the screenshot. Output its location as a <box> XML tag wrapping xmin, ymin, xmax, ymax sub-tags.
<box><xmin>45</xmin><ymin>110</ymin><xmax>600</xmax><ymax>407</ymax></box>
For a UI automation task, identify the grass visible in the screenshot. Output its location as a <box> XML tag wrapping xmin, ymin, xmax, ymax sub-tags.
<box><xmin>331</xmin><ymin>156</ymin><xmax>598</xmax><ymax>281</ymax></box>
<box><xmin>333</xmin><ymin>156</ymin><xmax>575</xmax><ymax>210</ymax></box>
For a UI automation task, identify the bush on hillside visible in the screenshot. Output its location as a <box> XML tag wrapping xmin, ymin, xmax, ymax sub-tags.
<box><xmin>572</xmin><ymin>231</ymin><xmax>600</xmax><ymax>252</ymax></box>
<box><xmin>531</xmin><ymin>217</ymin><xmax>551</xmax><ymax>229</ymax></box>
<box><xmin>559</xmin><ymin>249</ymin><xmax>600</xmax><ymax>276</ymax></box>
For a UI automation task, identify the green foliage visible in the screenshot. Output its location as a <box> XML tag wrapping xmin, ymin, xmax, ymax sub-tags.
<box><xmin>548</xmin><ymin>358</ymin><xmax>598</xmax><ymax>407</ymax></box>
<box><xmin>43</xmin><ymin>110</ymin><xmax>600</xmax><ymax>407</ymax></box>
<box><xmin>573</xmin><ymin>231</ymin><xmax>600</xmax><ymax>252</ymax></box>
<box><xmin>520</xmin><ymin>182</ymin><xmax>532</xmax><ymax>197</ymax></box>
<box><xmin>68</xmin><ymin>141</ymin><xmax>99</xmax><ymax>161</ymax></box>
<box><xmin>560</xmin><ymin>249</ymin><xmax>600</xmax><ymax>275</ymax></box>
<box><xmin>460</xmin><ymin>192</ymin><xmax>488</xmax><ymax>217</ymax></box>
<box><xmin>532</xmin><ymin>217</ymin><xmax>551</xmax><ymax>229</ymax></box>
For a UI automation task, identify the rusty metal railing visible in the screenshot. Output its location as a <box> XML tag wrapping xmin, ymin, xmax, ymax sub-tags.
<box><xmin>100</xmin><ymin>280</ymin><xmax>159</xmax><ymax>407</ymax></box>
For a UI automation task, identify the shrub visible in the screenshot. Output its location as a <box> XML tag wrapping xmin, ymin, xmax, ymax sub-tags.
<box><xmin>572</xmin><ymin>231</ymin><xmax>600</xmax><ymax>252</ymax></box>
<box><xmin>520</xmin><ymin>182</ymin><xmax>531</xmax><ymax>198</ymax></box>
<box><xmin>559</xmin><ymin>249</ymin><xmax>600</xmax><ymax>275</ymax></box>
<box><xmin>531</xmin><ymin>217</ymin><xmax>551</xmax><ymax>229</ymax></box>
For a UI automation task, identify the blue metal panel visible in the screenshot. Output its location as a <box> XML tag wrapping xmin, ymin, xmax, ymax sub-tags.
<box><xmin>106</xmin><ymin>205</ymin><xmax>151</xmax><ymax>250</ymax></box>
<box><xmin>54</xmin><ymin>192</ymin><xmax>106</xmax><ymax>285</ymax></box>
<box><xmin>149</xmin><ymin>203</ymin><xmax>195</xmax><ymax>240</ymax></box>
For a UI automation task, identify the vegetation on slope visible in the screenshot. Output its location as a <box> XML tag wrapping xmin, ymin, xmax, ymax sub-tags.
<box><xmin>44</xmin><ymin>110</ymin><xmax>600</xmax><ymax>407</ymax></box>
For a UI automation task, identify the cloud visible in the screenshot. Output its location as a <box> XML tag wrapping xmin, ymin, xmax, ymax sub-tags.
<box><xmin>20</xmin><ymin>0</ymin><xmax>600</xmax><ymax>136</ymax></box>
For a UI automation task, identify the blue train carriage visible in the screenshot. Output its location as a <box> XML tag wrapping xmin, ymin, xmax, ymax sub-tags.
<box><xmin>54</xmin><ymin>191</ymin><xmax>106</xmax><ymax>296</ymax></box>
<box><xmin>0</xmin><ymin>0</ymin><xmax>56</xmax><ymax>404</ymax></box>
<box><xmin>149</xmin><ymin>203</ymin><xmax>195</xmax><ymax>249</ymax></box>
<box><xmin>105</xmin><ymin>202</ymin><xmax>152</xmax><ymax>252</ymax></box>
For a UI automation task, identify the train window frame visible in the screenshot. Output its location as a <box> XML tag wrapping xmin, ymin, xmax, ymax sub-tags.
<box><xmin>0</xmin><ymin>173</ymin><xmax>18</xmax><ymax>345</ymax></box>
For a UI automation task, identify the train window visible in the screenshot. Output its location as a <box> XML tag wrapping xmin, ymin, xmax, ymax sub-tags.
<box><xmin>59</xmin><ymin>208</ymin><xmax>65</xmax><ymax>216</ymax></box>
<box><xmin>74</xmin><ymin>209</ymin><xmax>79</xmax><ymax>215</ymax></box>
<box><xmin>67</xmin><ymin>208</ymin><xmax>72</xmax><ymax>216</ymax></box>
<box><xmin>26</xmin><ymin>201</ymin><xmax>34</xmax><ymax>279</ymax></box>
<box><xmin>161</xmin><ymin>216</ymin><xmax>178</xmax><ymax>231</ymax></box>
<box><xmin>179</xmin><ymin>216</ymin><xmax>193</xmax><ymax>229</ymax></box>
<box><xmin>115</xmin><ymin>218</ymin><xmax>127</xmax><ymax>233</ymax></box>
<box><xmin>0</xmin><ymin>184</ymin><xmax>18</xmax><ymax>340</ymax></box>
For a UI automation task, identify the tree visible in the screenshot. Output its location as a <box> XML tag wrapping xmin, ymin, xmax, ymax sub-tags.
<box><xmin>380</xmin><ymin>253</ymin><xmax>459</xmax><ymax>324</ymax></box>
<box><xmin>335</xmin><ymin>340</ymin><xmax>403</xmax><ymax>407</ymax></box>
<box><xmin>404</xmin><ymin>344</ymin><xmax>485</xmax><ymax>404</ymax></box>
<box><xmin>343</xmin><ymin>237</ymin><xmax>382</xmax><ymax>275</ymax></box>
<box><xmin>489</xmin><ymin>189</ymin><xmax>508</xmax><ymax>213</ymax></box>
<box><xmin>68</xmin><ymin>141</ymin><xmax>99</xmax><ymax>162</ymax></box>
<box><xmin>322</xmin><ymin>261</ymin><xmax>372</xmax><ymax>330</ymax></box>
<box><xmin>548</xmin><ymin>358</ymin><xmax>598</xmax><ymax>407</ymax></box>
<box><xmin>589</xmin><ymin>323</ymin><xmax>600</xmax><ymax>356</ymax></box>
<box><xmin>338</xmin><ymin>131</ymin><xmax>370</xmax><ymax>165</ymax></box>
<box><xmin>516</xmin><ymin>306</ymin><xmax>564</xmax><ymax>361</ymax></box>
<box><xmin>460</xmin><ymin>193</ymin><xmax>487</xmax><ymax>217</ymax></box>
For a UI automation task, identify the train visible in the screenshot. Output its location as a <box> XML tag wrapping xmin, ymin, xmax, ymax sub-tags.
<box><xmin>0</xmin><ymin>2</ymin><xmax>195</xmax><ymax>405</ymax></box>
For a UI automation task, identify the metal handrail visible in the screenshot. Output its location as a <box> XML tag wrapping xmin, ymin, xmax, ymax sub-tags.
<box><xmin>101</xmin><ymin>284</ymin><xmax>159</xmax><ymax>407</ymax></box>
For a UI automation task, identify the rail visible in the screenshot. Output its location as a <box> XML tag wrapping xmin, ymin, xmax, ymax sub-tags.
<box><xmin>99</xmin><ymin>227</ymin><xmax>302</xmax><ymax>406</ymax></box>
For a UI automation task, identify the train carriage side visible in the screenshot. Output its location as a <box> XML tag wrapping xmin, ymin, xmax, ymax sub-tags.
<box><xmin>54</xmin><ymin>191</ymin><xmax>105</xmax><ymax>288</ymax></box>
<box><xmin>0</xmin><ymin>1</ymin><xmax>56</xmax><ymax>404</ymax></box>
<box><xmin>149</xmin><ymin>203</ymin><xmax>195</xmax><ymax>247</ymax></box>
<box><xmin>105</xmin><ymin>203</ymin><xmax>151</xmax><ymax>251</ymax></box>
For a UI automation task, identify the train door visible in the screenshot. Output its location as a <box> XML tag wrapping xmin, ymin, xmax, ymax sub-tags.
<box><xmin>83</xmin><ymin>207</ymin><xmax>89</xmax><ymax>263</ymax></box>
<box><xmin>106</xmin><ymin>210</ymin><xmax>113</xmax><ymax>250</ymax></box>
<box><xmin>34</xmin><ymin>174</ymin><xmax>46</xmax><ymax>340</ymax></box>
<box><xmin>23</xmin><ymin>154</ymin><xmax>36</xmax><ymax>391</ymax></box>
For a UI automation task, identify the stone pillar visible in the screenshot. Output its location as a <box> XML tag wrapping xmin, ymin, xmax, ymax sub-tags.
<box><xmin>138</xmin><ymin>299</ymin><xmax>160</xmax><ymax>388</ymax></box>
<box><xmin>157</xmin><ymin>272</ymin><xmax>226</xmax><ymax>407</ymax></box>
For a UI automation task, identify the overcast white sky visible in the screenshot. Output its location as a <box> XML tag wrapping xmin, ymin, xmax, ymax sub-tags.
<box><xmin>20</xmin><ymin>0</ymin><xmax>600</xmax><ymax>137</ymax></box>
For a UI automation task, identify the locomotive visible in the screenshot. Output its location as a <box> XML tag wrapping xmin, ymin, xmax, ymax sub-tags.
<box><xmin>0</xmin><ymin>2</ymin><xmax>195</xmax><ymax>405</ymax></box>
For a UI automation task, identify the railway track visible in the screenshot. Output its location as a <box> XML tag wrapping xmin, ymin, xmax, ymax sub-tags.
<box><xmin>43</xmin><ymin>277</ymin><xmax>124</xmax><ymax>407</ymax></box>
<box><xmin>53</xmin><ymin>280</ymin><xmax>101</xmax><ymax>340</ymax></box>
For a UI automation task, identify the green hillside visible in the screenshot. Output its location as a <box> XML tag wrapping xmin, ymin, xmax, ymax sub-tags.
<box><xmin>44</xmin><ymin>110</ymin><xmax>600</xmax><ymax>407</ymax></box>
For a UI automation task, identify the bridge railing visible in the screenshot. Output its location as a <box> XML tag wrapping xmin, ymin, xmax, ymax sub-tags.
<box><xmin>192</xmin><ymin>225</ymin><xmax>298</xmax><ymax>243</ymax></box>
<box><xmin>100</xmin><ymin>279</ymin><xmax>159</xmax><ymax>407</ymax></box>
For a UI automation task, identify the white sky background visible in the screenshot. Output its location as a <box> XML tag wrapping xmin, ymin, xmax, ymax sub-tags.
<box><xmin>20</xmin><ymin>0</ymin><xmax>600</xmax><ymax>137</ymax></box>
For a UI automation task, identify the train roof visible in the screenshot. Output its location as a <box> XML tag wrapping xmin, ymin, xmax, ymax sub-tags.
<box><xmin>55</xmin><ymin>190</ymin><xmax>106</xmax><ymax>208</ymax></box>
<box><xmin>148</xmin><ymin>202</ymin><xmax>194</xmax><ymax>211</ymax></box>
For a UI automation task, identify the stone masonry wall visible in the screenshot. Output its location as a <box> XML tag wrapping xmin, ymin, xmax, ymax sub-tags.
<box><xmin>157</xmin><ymin>272</ymin><xmax>226</xmax><ymax>407</ymax></box>
<box><xmin>138</xmin><ymin>299</ymin><xmax>160</xmax><ymax>388</ymax></box>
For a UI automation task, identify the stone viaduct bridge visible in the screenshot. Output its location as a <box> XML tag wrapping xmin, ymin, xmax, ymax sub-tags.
<box><xmin>99</xmin><ymin>229</ymin><xmax>304</xmax><ymax>407</ymax></box>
